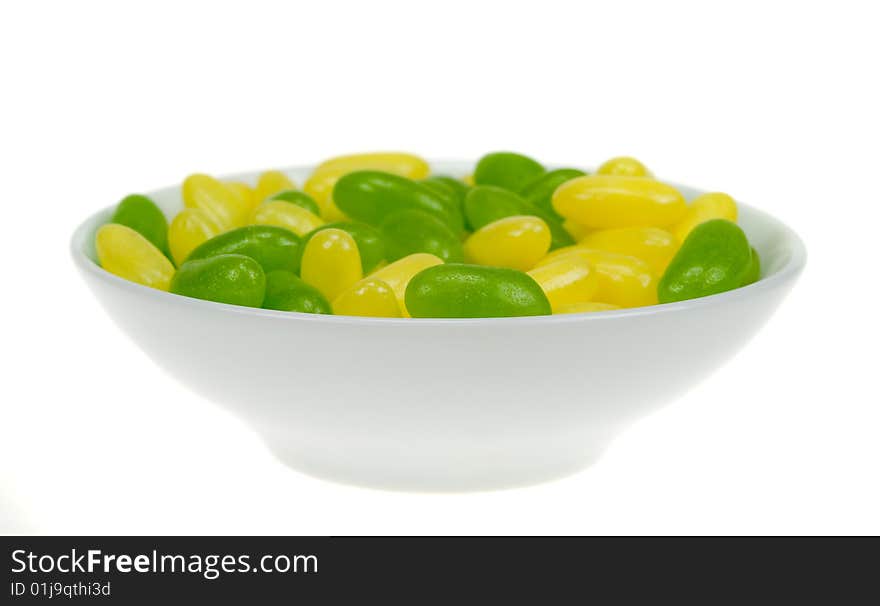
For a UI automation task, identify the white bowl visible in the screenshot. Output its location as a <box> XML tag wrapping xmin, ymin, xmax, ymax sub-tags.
<box><xmin>71</xmin><ymin>162</ymin><xmax>806</xmax><ymax>491</ymax></box>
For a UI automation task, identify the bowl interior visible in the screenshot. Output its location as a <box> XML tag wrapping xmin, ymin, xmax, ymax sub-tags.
<box><xmin>73</xmin><ymin>161</ymin><xmax>806</xmax><ymax>297</ymax></box>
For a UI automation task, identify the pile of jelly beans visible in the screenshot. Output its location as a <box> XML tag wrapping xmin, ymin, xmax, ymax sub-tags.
<box><xmin>95</xmin><ymin>152</ymin><xmax>760</xmax><ymax>318</ymax></box>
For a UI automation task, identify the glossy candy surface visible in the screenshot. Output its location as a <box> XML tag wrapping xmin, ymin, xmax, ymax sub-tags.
<box><xmin>168</xmin><ymin>208</ymin><xmax>222</xmax><ymax>266</ymax></box>
<box><xmin>405</xmin><ymin>264</ymin><xmax>551</xmax><ymax>318</ymax></box>
<box><xmin>302</xmin><ymin>222</ymin><xmax>385</xmax><ymax>274</ymax></box>
<box><xmin>556</xmin><ymin>301</ymin><xmax>620</xmax><ymax>314</ymax></box>
<box><xmin>380</xmin><ymin>209</ymin><xmax>464</xmax><ymax>263</ymax></box>
<box><xmin>251</xmin><ymin>200</ymin><xmax>324</xmax><ymax>236</ymax></box>
<box><xmin>596</xmin><ymin>156</ymin><xmax>652</xmax><ymax>177</ymax></box>
<box><xmin>579</xmin><ymin>226</ymin><xmax>678</xmax><ymax>274</ymax></box>
<box><xmin>527</xmin><ymin>257</ymin><xmax>600</xmax><ymax>312</ymax></box>
<box><xmin>333</xmin><ymin>278</ymin><xmax>402</xmax><ymax>318</ymax></box>
<box><xmin>473</xmin><ymin>152</ymin><xmax>545</xmax><ymax>191</ymax></box>
<box><xmin>111</xmin><ymin>194</ymin><xmax>169</xmax><ymax>255</ymax></box>
<box><xmin>182</xmin><ymin>174</ymin><xmax>251</xmax><ymax>229</ymax></box>
<box><xmin>464</xmin><ymin>216</ymin><xmax>551</xmax><ymax>271</ymax></box>
<box><xmin>658</xmin><ymin>219</ymin><xmax>751</xmax><ymax>304</ymax></box>
<box><xmin>369</xmin><ymin>253</ymin><xmax>443</xmax><ymax>316</ymax></box>
<box><xmin>262</xmin><ymin>270</ymin><xmax>331</xmax><ymax>314</ymax></box>
<box><xmin>170</xmin><ymin>254</ymin><xmax>266</xmax><ymax>307</ymax></box>
<box><xmin>254</xmin><ymin>170</ymin><xmax>296</xmax><ymax>205</ymax></box>
<box><xmin>96</xmin><ymin>224</ymin><xmax>175</xmax><ymax>290</ymax></box>
<box><xmin>300</xmin><ymin>228</ymin><xmax>363</xmax><ymax>300</ymax></box>
<box><xmin>553</xmin><ymin>175</ymin><xmax>686</xmax><ymax>229</ymax></box>
<box><xmin>519</xmin><ymin>168</ymin><xmax>586</xmax><ymax>219</ymax></box>
<box><xmin>270</xmin><ymin>190</ymin><xmax>322</xmax><ymax>217</ymax></box>
<box><xmin>673</xmin><ymin>192</ymin><xmax>738</xmax><ymax>242</ymax></box>
<box><xmin>186</xmin><ymin>225</ymin><xmax>302</xmax><ymax>273</ymax></box>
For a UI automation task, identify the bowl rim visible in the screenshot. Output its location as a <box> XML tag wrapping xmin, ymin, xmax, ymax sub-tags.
<box><xmin>71</xmin><ymin>164</ymin><xmax>807</xmax><ymax>327</ymax></box>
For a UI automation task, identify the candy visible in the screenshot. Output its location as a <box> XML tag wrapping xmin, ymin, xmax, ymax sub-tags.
<box><xmin>300</xmin><ymin>228</ymin><xmax>362</xmax><ymax>300</ymax></box>
<box><xmin>579</xmin><ymin>227</ymin><xmax>678</xmax><ymax>275</ymax></box>
<box><xmin>519</xmin><ymin>168</ymin><xmax>587</xmax><ymax>219</ymax></box>
<box><xmin>333</xmin><ymin>278</ymin><xmax>402</xmax><ymax>318</ymax></box>
<box><xmin>527</xmin><ymin>257</ymin><xmax>599</xmax><ymax>312</ymax></box>
<box><xmin>270</xmin><ymin>190</ymin><xmax>322</xmax><ymax>217</ymax></box>
<box><xmin>556</xmin><ymin>302</ymin><xmax>620</xmax><ymax>314</ymax></box>
<box><xmin>333</xmin><ymin>171</ymin><xmax>464</xmax><ymax>234</ymax></box>
<box><xmin>182</xmin><ymin>174</ymin><xmax>251</xmax><ymax>229</ymax></box>
<box><xmin>186</xmin><ymin>225</ymin><xmax>302</xmax><ymax>273</ymax></box>
<box><xmin>302</xmin><ymin>222</ymin><xmax>385</xmax><ymax>274</ymax></box>
<box><xmin>380</xmin><ymin>209</ymin><xmax>464</xmax><ymax>263</ymax></box>
<box><xmin>464</xmin><ymin>216</ymin><xmax>551</xmax><ymax>271</ymax></box>
<box><xmin>369</xmin><ymin>253</ymin><xmax>444</xmax><ymax>316</ymax></box>
<box><xmin>673</xmin><ymin>192</ymin><xmax>737</xmax><ymax>242</ymax></box>
<box><xmin>596</xmin><ymin>156</ymin><xmax>652</xmax><ymax>178</ymax></box>
<box><xmin>96</xmin><ymin>224</ymin><xmax>175</xmax><ymax>290</ymax></box>
<box><xmin>658</xmin><ymin>219</ymin><xmax>751</xmax><ymax>303</ymax></box>
<box><xmin>225</xmin><ymin>182</ymin><xmax>258</xmax><ymax>214</ymax></box>
<box><xmin>421</xmin><ymin>176</ymin><xmax>470</xmax><ymax>208</ymax></box>
<box><xmin>406</xmin><ymin>264</ymin><xmax>551</xmax><ymax>318</ymax></box>
<box><xmin>253</xmin><ymin>170</ymin><xmax>296</xmax><ymax>205</ymax></box>
<box><xmin>250</xmin><ymin>200</ymin><xmax>324</xmax><ymax>236</ymax></box>
<box><xmin>168</xmin><ymin>208</ymin><xmax>222</xmax><ymax>266</ymax></box>
<box><xmin>170</xmin><ymin>254</ymin><xmax>266</xmax><ymax>307</ymax></box>
<box><xmin>263</xmin><ymin>270</ymin><xmax>331</xmax><ymax>314</ymax></box>
<box><xmin>741</xmin><ymin>247</ymin><xmax>761</xmax><ymax>286</ymax></box>
<box><xmin>552</xmin><ymin>175</ymin><xmax>686</xmax><ymax>229</ymax></box>
<box><xmin>473</xmin><ymin>152</ymin><xmax>545</xmax><ymax>191</ymax></box>
<box><xmin>111</xmin><ymin>194</ymin><xmax>169</xmax><ymax>255</ymax></box>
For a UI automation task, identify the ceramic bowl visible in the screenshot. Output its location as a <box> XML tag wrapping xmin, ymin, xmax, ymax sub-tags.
<box><xmin>71</xmin><ymin>162</ymin><xmax>806</xmax><ymax>491</ymax></box>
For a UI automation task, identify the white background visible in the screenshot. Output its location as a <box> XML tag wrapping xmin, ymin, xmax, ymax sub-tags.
<box><xmin>1</xmin><ymin>0</ymin><xmax>878</xmax><ymax>535</ymax></box>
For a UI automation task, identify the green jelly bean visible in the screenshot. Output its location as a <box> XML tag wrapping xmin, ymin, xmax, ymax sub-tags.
<box><xmin>111</xmin><ymin>194</ymin><xmax>169</xmax><ymax>256</ymax></box>
<box><xmin>658</xmin><ymin>219</ymin><xmax>752</xmax><ymax>303</ymax></box>
<box><xmin>464</xmin><ymin>185</ymin><xmax>574</xmax><ymax>250</ymax></box>
<box><xmin>405</xmin><ymin>263</ymin><xmax>551</xmax><ymax>318</ymax></box>
<box><xmin>263</xmin><ymin>270</ymin><xmax>331</xmax><ymax>314</ymax></box>
<box><xmin>270</xmin><ymin>190</ymin><xmax>322</xmax><ymax>217</ymax></box>
<box><xmin>741</xmin><ymin>246</ymin><xmax>761</xmax><ymax>286</ymax></box>
<box><xmin>473</xmin><ymin>152</ymin><xmax>545</xmax><ymax>191</ymax></box>
<box><xmin>186</xmin><ymin>225</ymin><xmax>302</xmax><ymax>273</ymax></box>
<box><xmin>302</xmin><ymin>221</ymin><xmax>385</xmax><ymax>274</ymax></box>
<box><xmin>421</xmin><ymin>176</ymin><xmax>471</xmax><ymax>208</ymax></box>
<box><xmin>171</xmin><ymin>254</ymin><xmax>266</xmax><ymax>307</ymax></box>
<box><xmin>334</xmin><ymin>170</ymin><xmax>464</xmax><ymax>234</ymax></box>
<box><xmin>380</xmin><ymin>210</ymin><xmax>464</xmax><ymax>263</ymax></box>
<box><xmin>519</xmin><ymin>168</ymin><xmax>587</xmax><ymax>220</ymax></box>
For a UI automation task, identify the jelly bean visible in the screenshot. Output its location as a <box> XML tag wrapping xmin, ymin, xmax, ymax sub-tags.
<box><xmin>303</xmin><ymin>222</ymin><xmax>385</xmax><ymax>274</ymax></box>
<box><xmin>596</xmin><ymin>156</ymin><xmax>652</xmax><ymax>178</ymax></box>
<box><xmin>380</xmin><ymin>210</ymin><xmax>464</xmax><ymax>263</ymax></box>
<box><xmin>111</xmin><ymin>194</ymin><xmax>169</xmax><ymax>256</ymax></box>
<box><xmin>300</xmin><ymin>228</ymin><xmax>363</xmax><ymax>300</ymax></box>
<box><xmin>673</xmin><ymin>192</ymin><xmax>737</xmax><ymax>242</ymax></box>
<box><xmin>182</xmin><ymin>174</ymin><xmax>252</xmax><ymax>229</ymax></box>
<box><xmin>225</xmin><ymin>182</ymin><xmax>258</xmax><ymax>213</ymax></box>
<box><xmin>369</xmin><ymin>253</ymin><xmax>444</xmax><ymax>316</ymax></box>
<box><xmin>556</xmin><ymin>301</ymin><xmax>621</xmax><ymax>314</ymax></box>
<box><xmin>270</xmin><ymin>190</ymin><xmax>322</xmax><ymax>217</ymax></box>
<box><xmin>562</xmin><ymin>219</ymin><xmax>591</xmax><ymax>242</ymax></box>
<box><xmin>405</xmin><ymin>264</ymin><xmax>551</xmax><ymax>318</ymax></box>
<box><xmin>537</xmin><ymin>248</ymin><xmax>657</xmax><ymax>308</ymax></box>
<box><xmin>579</xmin><ymin>227</ymin><xmax>678</xmax><ymax>274</ymax></box>
<box><xmin>658</xmin><ymin>219</ymin><xmax>751</xmax><ymax>304</ymax></box>
<box><xmin>254</xmin><ymin>170</ymin><xmax>296</xmax><ymax>204</ymax></box>
<box><xmin>464</xmin><ymin>216</ymin><xmax>551</xmax><ymax>271</ymax></box>
<box><xmin>464</xmin><ymin>185</ymin><xmax>574</xmax><ymax>249</ymax></box>
<box><xmin>168</xmin><ymin>208</ymin><xmax>222</xmax><ymax>266</ymax></box>
<box><xmin>552</xmin><ymin>175</ymin><xmax>686</xmax><ymax>229</ymax></box>
<box><xmin>333</xmin><ymin>171</ymin><xmax>464</xmax><ymax>233</ymax></box>
<box><xmin>186</xmin><ymin>225</ymin><xmax>302</xmax><ymax>273</ymax></box>
<box><xmin>473</xmin><ymin>152</ymin><xmax>545</xmax><ymax>191</ymax></box>
<box><xmin>263</xmin><ymin>270</ymin><xmax>331</xmax><ymax>314</ymax></box>
<box><xmin>421</xmin><ymin>176</ymin><xmax>471</xmax><ymax>208</ymax></box>
<box><xmin>741</xmin><ymin>247</ymin><xmax>761</xmax><ymax>286</ymax></box>
<box><xmin>519</xmin><ymin>168</ymin><xmax>586</xmax><ymax>219</ymax></box>
<box><xmin>333</xmin><ymin>278</ymin><xmax>402</xmax><ymax>318</ymax></box>
<box><xmin>462</xmin><ymin>174</ymin><xmax>475</xmax><ymax>186</ymax></box>
<box><xmin>527</xmin><ymin>256</ymin><xmax>599</xmax><ymax>312</ymax></box>
<box><xmin>171</xmin><ymin>254</ymin><xmax>266</xmax><ymax>307</ymax></box>
<box><xmin>304</xmin><ymin>152</ymin><xmax>430</xmax><ymax>221</ymax></box>
<box><xmin>251</xmin><ymin>200</ymin><xmax>324</xmax><ymax>236</ymax></box>
<box><xmin>96</xmin><ymin>224</ymin><xmax>175</xmax><ymax>290</ymax></box>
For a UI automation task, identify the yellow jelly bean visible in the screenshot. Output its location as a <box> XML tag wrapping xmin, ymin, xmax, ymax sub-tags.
<box><xmin>304</xmin><ymin>152</ymin><xmax>430</xmax><ymax>221</ymax></box>
<box><xmin>333</xmin><ymin>278</ymin><xmax>402</xmax><ymax>318</ymax></box>
<box><xmin>168</xmin><ymin>208</ymin><xmax>222</xmax><ymax>266</ymax></box>
<box><xmin>556</xmin><ymin>302</ymin><xmax>621</xmax><ymax>314</ymax></box>
<box><xmin>552</xmin><ymin>175</ymin><xmax>686</xmax><ymax>229</ymax></box>
<box><xmin>673</xmin><ymin>192</ymin><xmax>738</xmax><ymax>242</ymax></box>
<box><xmin>250</xmin><ymin>200</ymin><xmax>325</xmax><ymax>236</ymax></box>
<box><xmin>537</xmin><ymin>248</ymin><xmax>657</xmax><ymax>308</ymax></box>
<box><xmin>527</xmin><ymin>257</ymin><xmax>599</xmax><ymax>312</ymax></box>
<box><xmin>182</xmin><ymin>174</ymin><xmax>251</xmax><ymax>229</ymax></box>
<box><xmin>300</xmin><ymin>228</ymin><xmax>362</xmax><ymax>301</ymax></box>
<box><xmin>254</xmin><ymin>170</ymin><xmax>296</xmax><ymax>204</ymax></box>
<box><xmin>579</xmin><ymin>227</ymin><xmax>678</xmax><ymax>275</ymax></box>
<box><xmin>96</xmin><ymin>224</ymin><xmax>175</xmax><ymax>290</ymax></box>
<box><xmin>596</xmin><ymin>156</ymin><xmax>652</xmax><ymax>178</ymax></box>
<box><xmin>225</xmin><ymin>181</ymin><xmax>258</xmax><ymax>213</ymax></box>
<box><xmin>562</xmin><ymin>219</ymin><xmax>592</xmax><ymax>242</ymax></box>
<box><xmin>369</xmin><ymin>253</ymin><xmax>444</xmax><ymax>317</ymax></box>
<box><xmin>464</xmin><ymin>216</ymin><xmax>551</xmax><ymax>271</ymax></box>
<box><xmin>462</xmin><ymin>174</ymin><xmax>475</xmax><ymax>186</ymax></box>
